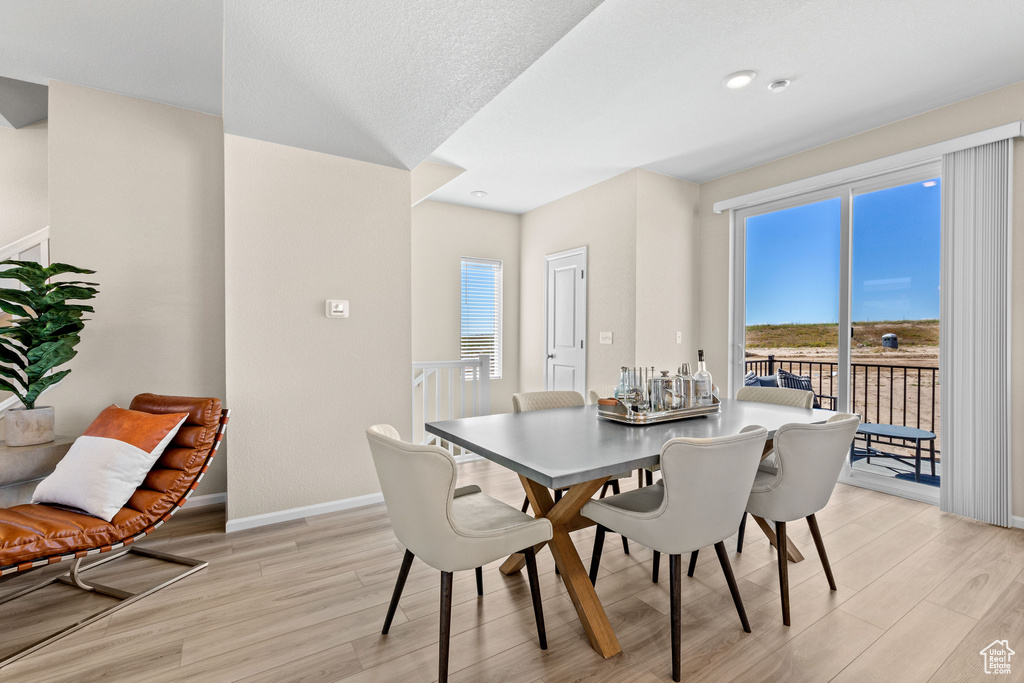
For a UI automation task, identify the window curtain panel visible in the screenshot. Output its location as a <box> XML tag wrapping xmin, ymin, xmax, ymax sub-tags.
<box><xmin>939</xmin><ymin>138</ymin><xmax>1013</xmax><ymax>526</ymax></box>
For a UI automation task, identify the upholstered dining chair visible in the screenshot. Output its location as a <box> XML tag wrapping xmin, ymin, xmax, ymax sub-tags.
<box><xmin>365</xmin><ymin>425</ymin><xmax>552</xmax><ymax>683</ymax></box>
<box><xmin>745</xmin><ymin>414</ymin><xmax>860</xmax><ymax>626</ymax></box>
<box><xmin>731</xmin><ymin>385</ymin><xmax>815</xmax><ymax>553</ymax></box>
<box><xmin>583</xmin><ymin>426</ymin><xmax>768</xmax><ymax>682</ymax></box>
<box><xmin>512</xmin><ymin>391</ymin><xmax>632</xmax><ymax>555</ymax></box>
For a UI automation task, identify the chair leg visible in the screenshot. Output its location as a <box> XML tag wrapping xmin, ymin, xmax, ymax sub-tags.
<box><xmin>521</xmin><ymin>496</ymin><xmax>530</xmax><ymax>513</ymax></box>
<box><xmin>638</xmin><ymin>469</ymin><xmax>644</xmax><ymax>488</ymax></box>
<box><xmin>554</xmin><ymin>489</ymin><xmax>562</xmax><ymax>503</ymax></box>
<box><xmin>652</xmin><ymin>550</ymin><xmax>660</xmax><ymax>583</ymax></box>
<box><xmin>590</xmin><ymin>524</ymin><xmax>606</xmax><ymax>586</ymax></box>
<box><xmin>475</xmin><ymin>566</ymin><xmax>483</xmax><ymax>596</ymax></box>
<box><xmin>600</xmin><ymin>483</ymin><xmax>610</xmax><ymax>499</ymax></box>
<box><xmin>776</xmin><ymin>521</ymin><xmax>790</xmax><ymax>626</ymax></box>
<box><xmin>621</xmin><ymin>534</ymin><xmax>630</xmax><ymax>555</ymax></box>
<box><xmin>806</xmin><ymin>514</ymin><xmax>836</xmax><ymax>591</ymax></box>
<box><xmin>714</xmin><ymin>541</ymin><xmax>750</xmax><ymax>633</ymax></box>
<box><xmin>611</xmin><ymin>480</ymin><xmax>621</xmax><ymax>494</ymax></box>
<box><xmin>439</xmin><ymin>571</ymin><xmax>454</xmax><ymax>683</ymax></box>
<box><xmin>736</xmin><ymin>512</ymin><xmax>747</xmax><ymax>553</ymax></box>
<box><xmin>670</xmin><ymin>554</ymin><xmax>682</xmax><ymax>682</ymax></box>
<box><xmin>646</xmin><ymin>469</ymin><xmax>654</xmax><ymax>486</ymax></box>
<box><xmin>687</xmin><ymin>549</ymin><xmax>699</xmax><ymax>577</ymax></box>
<box><xmin>382</xmin><ymin>549</ymin><xmax>414</xmax><ymax>634</ymax></box>
<box><xmin>523</xmin><ymin>546</ymin><xmax>547</xmax><ymax>650</ymax></box>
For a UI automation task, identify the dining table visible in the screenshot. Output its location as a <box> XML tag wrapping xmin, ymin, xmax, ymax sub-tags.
<box><xmin>425</xmin><ymin>398</ymin><xmax>836</xmax><ymax>659</ymax></box>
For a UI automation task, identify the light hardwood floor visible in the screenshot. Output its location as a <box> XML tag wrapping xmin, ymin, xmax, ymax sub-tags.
<box><xmin>1</xmin><ymin>460</ymin><xmax>1023</xmax><ymax>682</ymax></box>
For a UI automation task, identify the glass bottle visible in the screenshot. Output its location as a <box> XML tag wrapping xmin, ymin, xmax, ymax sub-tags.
<box><xmin>614</xmin><ymin>367</ymin><xmax>630</xmax><ymax>401</ymax></box>
<box><xmin>693</xmin><ymin>350</ymin><xmax>713</xmax><ymax>406</ymax></box>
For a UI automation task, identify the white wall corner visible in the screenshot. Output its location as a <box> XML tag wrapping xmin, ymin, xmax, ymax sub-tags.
<box><xmin>411</xmin><ymin>161</ymin><xmax>465</xmax><ymax>206</ymax></box>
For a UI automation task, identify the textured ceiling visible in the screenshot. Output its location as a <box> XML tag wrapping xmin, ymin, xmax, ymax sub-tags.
<box><xmin>223</xmin><ymin>0</ymin><xmax>604</xmax><ymax>169</ymax></box>
<box><xmin>0</xmin><ymin>1</ymin><xmax>224</xmax><ymax>115</ymax></box>
<box><xmin>429</xmin><ymin>0</ymin><xmax>1024</xmax><ymax>213</ymax></box>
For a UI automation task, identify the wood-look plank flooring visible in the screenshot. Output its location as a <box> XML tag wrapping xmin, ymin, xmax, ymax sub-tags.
<box><xmin>1</xmin><ymin>459</ymin><xmax>1023</xmax><ymax>682</ymax></box>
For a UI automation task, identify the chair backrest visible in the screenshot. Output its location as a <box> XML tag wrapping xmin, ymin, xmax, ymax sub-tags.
<box><xmin>736</xmin><ymin>385</ymin><xmax>814</xmax><ymax>409</ymax></box>
<box><xmin>512</xmin><ymin>390</ymin><xmax>585</xmax><ymax>413</ymax></box>
<box><xmin>761</xmin><ymin>414</ymin><xmax>861</xmax><ymax>521</ymax></box>
<box><xmin>366</xmin><ymin>424</ymin><xmax>462</xmax><ymax>568</ymax></box>
<box><xmin>588</xmin><ymin>387</ymin><xmax>617</xmax><ymax>405</ymax></box>
<box><xmin>647</xmin><ymin>426</ymin><xmax>768</xmax><ymax>554</ymax></box>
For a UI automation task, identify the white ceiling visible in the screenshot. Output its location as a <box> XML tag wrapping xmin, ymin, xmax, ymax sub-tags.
<box><xmin>428</xmin><ymin>0</ymin><xmax>1024</xmax><ymax>213</ymax></box>
<box><xmin>0</xmin><ymin>1</ymin><xmax>224</xmax><ymax>115</ymax></box>
<box><xmin>222</xmin><ymin>0</ymin><xmax>604</xmax><ymax>169</ymax></box>
<box><xmin>4</xmin><ymin>0</ymin><xmax>1024</xmax><ymax>213</ymax></box>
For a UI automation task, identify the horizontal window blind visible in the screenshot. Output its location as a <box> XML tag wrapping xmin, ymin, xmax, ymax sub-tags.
<box><xmin>461</xmin><ymin>257</ymin><xmax>502</xmax><ymax>379</ymax></box>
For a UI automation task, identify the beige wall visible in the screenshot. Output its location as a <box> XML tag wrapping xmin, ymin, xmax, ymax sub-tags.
<box><xmin>47</xmin><ymin>82</ymin><xmax>227</xmax><ymax>495</ymax></box>
<box><xmin>0</xmin><ymin>120</ymin><xmax>48</xmax><ymax>248</ymax></box>
<box><xmin>412</xmin><ymin>200</ymin><xmax>520</xmax><ymax>414</ymax></box>
<box><xmin>636</xmin><ymin>169</ymin><xmax>700</xmax><ymax>372</ymax></box>
<box><xmin>519</xmin><ymin>169</ymin><xmax>701</xmax><ymax>395</ymax></box>
<box><xmin>697</xmin><ymin>80</ymin><xmax>1024</xmax><ymax>516</ymax></box>
<box><xmin>520</xmin><ymin>170</ymin><xmax>638</xmax><ymax>394</ymax></box>
<box><xmin>224</xmin><ymin>134</ymin><xmax>411</xmax><ymax>522</ymax></box>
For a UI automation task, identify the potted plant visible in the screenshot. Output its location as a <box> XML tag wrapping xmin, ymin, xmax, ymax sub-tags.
<box><xmin>0</xmin><ymin>260</ymin><xmax>98</xmax><ymax>446</ymax></box>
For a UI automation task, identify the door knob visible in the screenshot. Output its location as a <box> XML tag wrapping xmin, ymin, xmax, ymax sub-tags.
<box><xmin>546</xmin><ymin>353</ymin><xmax>554</xmax><ymax>359</ymax></box>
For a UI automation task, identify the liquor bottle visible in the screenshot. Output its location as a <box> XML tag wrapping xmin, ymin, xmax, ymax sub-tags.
<box><xmin>693</xmin><ymin>350</ymin><xmax>713</xmax><ymax>406</ymax></box>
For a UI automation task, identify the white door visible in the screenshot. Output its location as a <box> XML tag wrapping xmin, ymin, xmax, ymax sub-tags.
<box><xmin>545</xmin><ymin>247</ymin><xmax>587</xmax><ymax>393</ymax></box>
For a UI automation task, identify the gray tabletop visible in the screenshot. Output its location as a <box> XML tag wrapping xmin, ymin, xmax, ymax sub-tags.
<box><xmin>426</xmin><ymin>399</ymin><xmax>836</xmax><ymax>489</ymax></box>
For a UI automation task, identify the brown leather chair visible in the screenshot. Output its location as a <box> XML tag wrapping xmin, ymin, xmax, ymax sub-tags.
<box><xmin>0</xmin><ymin>393</ymin><xmax>229</xmax><ymax>667</ymax></box>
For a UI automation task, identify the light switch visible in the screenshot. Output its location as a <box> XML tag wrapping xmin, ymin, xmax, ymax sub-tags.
<box><xmin>676</xmin><ymin>331</ymin><xmax>682</xmax><ymax>344</ymax></box>
<box><xmin>326</xmin><ymin>300</ymin><xmax>349</xmax><ymax>318</ymax></box>
<box><xmin>599</xmin><ymin>332</ymin><xmax>613</xmax><ymax>344</ymax></box>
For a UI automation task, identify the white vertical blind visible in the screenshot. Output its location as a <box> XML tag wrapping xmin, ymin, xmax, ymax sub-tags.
<box><xmin>460</xmin><ymin>258</ymin><xmax>502</xmax><ymax>378</ymax></box>
<box><xmin>939</xmin><ymin>139</ymin><xmax>1013</xmax><ymax>526</ymax></box>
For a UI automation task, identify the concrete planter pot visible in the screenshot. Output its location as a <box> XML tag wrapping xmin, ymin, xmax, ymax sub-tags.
<box><xmin>6</xmin><ymin>406</ymin><xmax>56</xmax><ymax>447</ymax></box>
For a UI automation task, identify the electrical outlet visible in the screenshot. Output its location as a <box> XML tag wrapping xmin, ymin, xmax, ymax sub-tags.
<box><xmin>676</xmin><ymin>331</ymin><xmax>682</xmax><ymax>344</ymax></box>
<box><xmin>599</xmin><ymin>332</ymin><xmax>613</xmax><ymax>344</ymax></box>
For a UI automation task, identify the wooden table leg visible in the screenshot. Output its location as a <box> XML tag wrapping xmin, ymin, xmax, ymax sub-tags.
<box><xmin>751</xmin><ymin>515</ymin><xmax>805</xmax><ymax>563</ymax></box>
<box><xmin>501</xmin><ymin>475</ymin><xmax>621</xmax><ymax>658</ymax></box>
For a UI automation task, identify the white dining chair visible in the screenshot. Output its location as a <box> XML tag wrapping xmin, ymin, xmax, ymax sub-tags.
<box><xmin>745</xmin><ymin>414</ymin><xmax>860</xmax><ymax>626</ymax></box>
<box><xmin>582</xmin><ymin>426</ymin><xmax>769</xmax><ymax>682</ymax></box>
<box><xmin>512</xmin><ymin>390</ymin><xmax>633</xmax><ymax>556</ymax></box>
<box><xmin>731</xmin><ymin>385</ymin><xmax>815</xmax><ymax>553</ymax></box>
<box><xmin>366</xmin><ymin>424</ymin><xmax>553</xmax><ymax>683</ymax></box>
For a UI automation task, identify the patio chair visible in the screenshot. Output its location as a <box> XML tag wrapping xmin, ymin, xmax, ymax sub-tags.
<box><xmin>0</xmin><ymin>394</ymin><xmax>229</xmax><ymax>668</ymax></box>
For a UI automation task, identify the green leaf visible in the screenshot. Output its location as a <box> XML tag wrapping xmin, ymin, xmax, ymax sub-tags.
<box><xmin>22</xmin><ymin>369</ymin><xmax>70</xmax><ymax>407</ymax></box>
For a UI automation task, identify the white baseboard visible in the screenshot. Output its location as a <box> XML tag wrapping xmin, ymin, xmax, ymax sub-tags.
<box><xmin>837</xmin><ymin>470</ymin><xmax>940</xmax><ymax>505</ymax></box>
<box><xmin>186</xmin><ymin>492</ymin><xmax>227</xmax><ymax>508</ymax></box>
<box><xmin>1012</xmin><ymin>516</ymin><xmax>1024</xmax><ymax>530</ymax></box>
<box><xmin>225</xmin><ymin>492</ymin><xmax>385</xmax><ymax>534</ymax></box>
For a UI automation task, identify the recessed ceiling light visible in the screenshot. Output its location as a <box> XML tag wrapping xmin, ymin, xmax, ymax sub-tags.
<box><xmin>470</xmin><ymin>190</ymin><xmax>488</xmax><ymax>197</ymax></box>
<box><xmin>723</xmin><ymin>70</ymin><xmax>757</xmax><ymax>89</ymax></box>
<box><xmin>768</xmin><ymin>79</ymin><xmax>791</xmax><ymax>93</ymax></box>
<box><xmin>922</xmin><ymin>181</ymin><xmax>937</xmax><ymax>187</ymax></box>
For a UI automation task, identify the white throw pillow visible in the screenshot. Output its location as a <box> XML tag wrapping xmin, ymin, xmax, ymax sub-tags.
<box><xmin>32</xmin><ymin>406</ymin><xmax>187</xmax><ymax>522</ymax></box>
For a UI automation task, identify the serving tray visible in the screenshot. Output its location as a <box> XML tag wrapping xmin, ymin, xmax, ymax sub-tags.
<box><xmin>597</xmin><ymin>396</ymin><xmax>721</xmax><ymax>425</ymax></box>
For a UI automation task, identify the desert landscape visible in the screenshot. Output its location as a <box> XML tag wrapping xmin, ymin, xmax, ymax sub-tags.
<box><xmin>746</xmin><ymin>320</ymin><xmax>940</xmax><ymax>470</ymax></box>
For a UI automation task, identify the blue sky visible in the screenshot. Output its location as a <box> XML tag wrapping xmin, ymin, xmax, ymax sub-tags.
<box><xmin>745</xmin><ymin>179</ymin><xmax>941</xmax><ymax>326</ymax></box>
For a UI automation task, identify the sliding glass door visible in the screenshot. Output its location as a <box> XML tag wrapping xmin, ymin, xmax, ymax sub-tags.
<box><xmin>732</xmin><ymin>162</ymin><xmax>942</xmax><ymax>497</ymax></box>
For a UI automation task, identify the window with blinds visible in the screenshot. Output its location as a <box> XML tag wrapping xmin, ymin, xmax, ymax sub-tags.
<box><xmin>460</xmin><ymin>257</ymin><xmax>502</xmax><ymax>379</ymax></box>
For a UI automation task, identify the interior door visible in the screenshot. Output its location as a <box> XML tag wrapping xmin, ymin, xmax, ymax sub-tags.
<box><xmin>545</xmin><ymin>247</ymin><xmax>587</xmax><ymax>393</ymax></box>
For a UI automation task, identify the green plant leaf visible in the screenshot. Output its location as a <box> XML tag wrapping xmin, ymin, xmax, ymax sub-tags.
<box><xmin>22</xmin><ymin>369</ymin><xmax>70</xmax><ymax>407</ymax></box>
